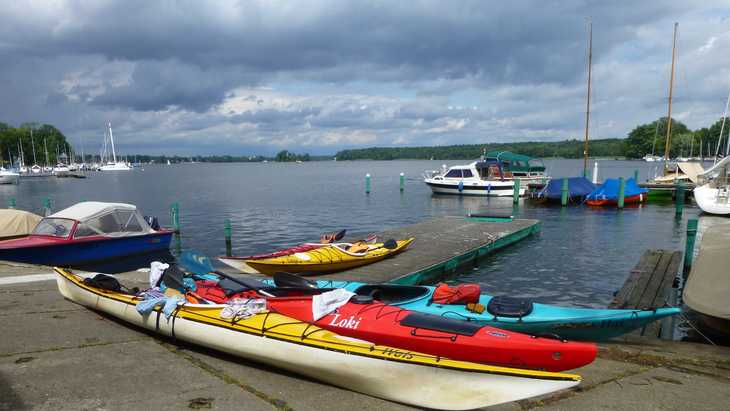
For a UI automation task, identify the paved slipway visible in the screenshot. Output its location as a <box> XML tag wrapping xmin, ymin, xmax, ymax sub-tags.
<box><xmin>1</xmin><ymin>261</ymin><xmax>729</xmax><ymax>411</ymax></box>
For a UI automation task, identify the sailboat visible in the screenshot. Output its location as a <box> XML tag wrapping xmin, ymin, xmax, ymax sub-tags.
<box><xmin>29</xmin><ymin>128</ymin><xmax>42</xmax><ymax>174</ymax></box>
<box><xmin>643</xmin><ymin>122</ymin><xmax>663</xmax><ymax>162</ymax></box>
<box><xmin>43</xmin><ymin>138</ymin><xmax>53</xmax><ymax>173</ymax></box>
<box><xmin>695</xmin><ymin>91</ymin><xmax>730</xmax><ymax>215</ymax></box>
<box><xmin>99</xmin><ymin>123</ymin><xmax>131</xmax><ymax>171</ymax></box>
<box><xmin>581</xmin><ymin>20</ymin><xmax>593</xmax><ymax>177</ymax></box>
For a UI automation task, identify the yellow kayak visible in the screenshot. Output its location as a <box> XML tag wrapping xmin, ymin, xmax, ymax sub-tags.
<box><xmin>54</xmin><ymin>267</ymin><xmax>580</xmax><ymax>410</ymax></box>
<box><xmin>245</xmin><ymin>238</ymin><xmax>415</xmax><ymax>275</ymax></box>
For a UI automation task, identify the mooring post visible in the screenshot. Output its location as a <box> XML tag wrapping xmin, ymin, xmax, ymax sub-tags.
<box><xmin>42</xmin><ymin>197</ymin><xmax>52</xmax><ymax>216</ymax></box>
<box><xmin>8</xmin><ymin>197</ymin><xmax>16</xmax><ymax>209</ymax></box>
<box><xmin>170</xmin><ymin>202</ymin><xmax>180</xmax><ymax>233</ymax></box>
<box><xmin>675</xmin><ymin>180</ymin><xmax>685</xmax><ymax>217</ymax></box>
<box><xmin>224</xmin><ymin>218</ymin><xmax>232</xmax><ymax>257</ymax></box>
<box><xmin>617</xmin><ymin>177</ymin><xmax>626</xmax><ymax>209</ymax></box>
<box><xmin>560</xmin><ymin>178</ymin><xmax>569</xmax><ymax>206</ymax></box>
<box><xmin>399</xmin><ymin>172</ymin><xmax>405</xmax><ymax>192</ymax></box>
<box><xmin>633</xmin><ymin>169</ymin><xmax>639</xmax><ymax>182</ymax></box>
<box><xmin>513</xmin><ymin>178</ymin><xmax>520</xmax><ymax>204</ymax></box>
<box><xmin>365</xmin><ymin>173</ymin><xmax>371</xmax><ymax>194</ymax></box>
<box><xmin>683</xmin><ymin>218</ymin><xmax>698</xmax><ymax>277</ymax></box>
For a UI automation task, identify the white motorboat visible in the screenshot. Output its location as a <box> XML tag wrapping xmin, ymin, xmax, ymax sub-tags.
<box><xmin>695</xmin><ymin>156</ymin><xmax>730</xmax><ymax>215</ymax></box>
<box><xmin>424</xmin><ymin>159</ymin><xmax>526</xmax><ymax>196</ymax></box>
<box><xmin>643</xmin><ymin>154</ymin><xmax>662</xmax><ymax>162</ymax></box>
<box><xmin>0</xmin><ymin>168</ymin><xmax>20</xmax><ymax>184</ymax></box>
<box><xmin>30</xmin><ymin>164</ymin><xmax>42</xmax><ymax>174</ymax></box>
<box><xmin>53</xmin><ymin>163</ymin><xmax>70</xmax><ymax>177</ymax></box>
<box><xmin>99</xmin><ymin>123</ymin><xmax>131</xmax><ymax>171</ymax></box>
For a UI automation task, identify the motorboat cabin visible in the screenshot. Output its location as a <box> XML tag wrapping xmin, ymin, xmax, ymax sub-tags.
<box><xmin>0</xmin><ymin>201</ymin><xmax>172</xmax><ymax>265</ymax></box>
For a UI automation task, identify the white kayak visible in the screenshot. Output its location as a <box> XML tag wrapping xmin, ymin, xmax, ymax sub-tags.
<box><xmin>54</xmin><ymin>267</ymin><xmax>581</xmax><ymax>410</ymax></box>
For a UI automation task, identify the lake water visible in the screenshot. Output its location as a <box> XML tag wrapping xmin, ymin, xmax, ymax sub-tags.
<box><xmin>0</xmin><ymin>159</ymin><xmax>703</xmax><ymax>309</ymax></box>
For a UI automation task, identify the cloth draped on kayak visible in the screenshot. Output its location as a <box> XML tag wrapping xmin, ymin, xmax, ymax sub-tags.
<box><xmin>586</xmin><ymin>178</ymin><xmax>647</xmax><ymax>202</ymax></box>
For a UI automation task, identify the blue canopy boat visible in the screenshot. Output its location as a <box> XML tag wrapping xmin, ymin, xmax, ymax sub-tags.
<box><xmin>0</xmin><ymin>202</ymin><xmax>172</xmax><ymax>266</ymax></box>
<box><xmin>533</xmin><ymin>177</ymin><xmax>596</xmax><ymax>203</ymax></box>
<box><xmin>586</xmin><ymin>178</ymin><xmax>648</xmax><ymax>206</ymax></box>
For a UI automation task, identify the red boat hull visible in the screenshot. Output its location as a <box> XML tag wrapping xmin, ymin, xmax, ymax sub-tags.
<box><xmin>266</xmin><ymin>296</ymin><xmax>596</xmax><ymax>372</ymax></box>
<box><xmin>586</xmin><ymin>193</ymin><xmax>645</xmax><ymax>206</ymax></box>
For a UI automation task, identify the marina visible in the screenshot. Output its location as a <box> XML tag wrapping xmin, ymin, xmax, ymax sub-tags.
<box><xmin>3</xmin><ymin>4</ymin><xmax>730</xmax><ymax>409</ymax></box>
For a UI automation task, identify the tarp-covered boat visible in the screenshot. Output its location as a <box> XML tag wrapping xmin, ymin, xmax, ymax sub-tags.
<box><xmin>243</xmin><ymin>238</ymin><xmax>414</xmax><ymax>275</ymax></box>
<box><xmin>586</xmin><ymin>178</ymin><xmax>648</xmax><ymax>206</ymax></box>
<box><xmin>0</xmin><ymin>202</ymin><xmax>171</xmax><ymax>265</ymax></box>
<box><xmin>260</xmin><ymin>277</ymin><xmax>680</xmax><ymax>341</ymax></box>
<box><xmin>683</xmin><ymin>225</ymin><xmax>730</xmax><ymax>336</ymax></box>
<box><xmin>54</xmin><ymin>267</ymin><xmax>581</xmax><ymax>410</ymax></box>
<box><xmin>533</xmin><ymin>177</ymin><xmax>596</xmax><ymax>204</ymax></box>
<box><xmin>0</xmin><ymin>209</ymin><xmax>42</xmax><ymax>240</ymax></box>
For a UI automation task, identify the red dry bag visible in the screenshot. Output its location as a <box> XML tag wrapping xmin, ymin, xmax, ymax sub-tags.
<box><xmin>431</xmin><ymin>283</ymin><xmax>481</xmax><ymax>305</ymax></box>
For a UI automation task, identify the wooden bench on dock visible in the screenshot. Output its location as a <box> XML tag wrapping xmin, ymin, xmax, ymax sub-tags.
<box><xmin>609</xmin><ymin>249</ymin><xmax>682</xmax><ymax>338</ymax></box>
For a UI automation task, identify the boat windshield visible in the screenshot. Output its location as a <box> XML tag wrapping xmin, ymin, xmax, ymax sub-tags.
<box><xmin>32</xmin><ymin>218</ymin><xmax>75</xmax><ymax>238</ymax></box>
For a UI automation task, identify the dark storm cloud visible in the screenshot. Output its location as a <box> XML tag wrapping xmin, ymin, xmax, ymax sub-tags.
<box><xmin>0</xmin><ymin>1</ymin><xmax>728</xmax><ymax>154</ymax></box>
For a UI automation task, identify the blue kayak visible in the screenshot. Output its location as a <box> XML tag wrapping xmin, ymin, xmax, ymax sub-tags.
<box><xmin>261</xmin><ymin>277</ymin><xmax>680</xmax><ymax>341</ymax></box>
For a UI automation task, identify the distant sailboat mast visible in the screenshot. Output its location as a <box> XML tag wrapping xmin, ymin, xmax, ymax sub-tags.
<box><xmin>663</xmin><ymin>22</ymin><xmax>678</xmax><ymax>171</ymax></box>
<box><xmin>30</xmin><ymin>128</ymin><xmax>37</xmax><ymax>166</ymax></box>
<box><xmin>108</xmin><ymin>123</ymin><xmax>118</xmax><ymax>164</ymax></box>
<box><xmin>582</xmin><ymin>20</ymin><xmax>593</xmax><ymax>177</ymax></box>
<box><xmin>714</xmin><ymin>90</ymin><xmax>730</xmax><ymax>163</ymax></box>
<box><xmin>44</xmin><ymin>138</ymin><xmax>49</xmax><ymax>167</ymax></box>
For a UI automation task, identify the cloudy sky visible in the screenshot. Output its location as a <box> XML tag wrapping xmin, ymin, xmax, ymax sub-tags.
<box><xmin>1</xmin><ymin>1</ymin><xmax>729</xmax><ymax>156</ymax></box>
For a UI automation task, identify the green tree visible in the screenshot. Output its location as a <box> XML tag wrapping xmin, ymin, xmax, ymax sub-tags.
<box><xmin>622</xmin><ymin>117</ymin><xmax>690</xmax><ymax>159</ymax></box>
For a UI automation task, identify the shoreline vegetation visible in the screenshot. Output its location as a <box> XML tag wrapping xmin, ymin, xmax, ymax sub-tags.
<box><xmin>4</xmin><ymin>116</ymin><xmax>728</xmax><ymax>164</ymax></box>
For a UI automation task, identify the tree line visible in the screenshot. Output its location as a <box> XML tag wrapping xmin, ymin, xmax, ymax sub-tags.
<box><xmin>0</xmin><ymin>122</ymin><xmax>70</xmax><ymax>167</ymax></box>
<box><xmin>335</xmin><ymin>116</ymin><xmax>730</xmax><ymax>160</ymax></box>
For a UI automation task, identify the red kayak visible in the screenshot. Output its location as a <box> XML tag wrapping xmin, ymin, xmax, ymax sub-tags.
<box><xmin>197</xmin><ymin>283</ymin><xmax>597</xmax><ymax>372</ymax></box>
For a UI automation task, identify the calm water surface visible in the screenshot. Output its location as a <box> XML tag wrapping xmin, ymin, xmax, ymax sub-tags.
<box><xmin>0</xmin><ymin>159</ymin><xmax>703</xmax><ymax>308</ymax></box>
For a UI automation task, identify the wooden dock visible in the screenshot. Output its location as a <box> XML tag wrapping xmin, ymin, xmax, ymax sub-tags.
<box><xmin>249</xmin><ymin>216</ymin><xmax>541</xmax><ymax>285</ymax></box>
<box><xmin>609</xmin><ymin>249</ymin><xmax>682</xmax><ymax>338</ymax></box>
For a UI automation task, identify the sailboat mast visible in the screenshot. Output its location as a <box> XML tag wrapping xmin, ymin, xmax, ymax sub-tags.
<box><xmin>44</xmin><ymin>138</ymin><xmax>49</xmax><ymax>166</ymax></box>
<box><xmin>714</xmin><ymin>90</ymin><xmax>730</xmax><ymax>164</ymax></box>
<box><xmin>663</xmin><ymin>22</ymin><xmax>678</xmax><ymax>170</ymax></box>
<box><xmin>108</xmin><ymin>123</ymin><xmax>117</xmax><ymax>164</ymax></box>
<box><xmin>30</xmin><ymin>128</ymin><xmax>37</xmax><ymax>165</ymax></box>
<box><xmin>582</xmin><ymin>20</ymin><xmax>593</xmax><ymax>177</ymax></box>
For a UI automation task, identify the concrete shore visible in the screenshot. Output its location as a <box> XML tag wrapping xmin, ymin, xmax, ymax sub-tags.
<box><xmin>2</xmin><ymin>262</ymin><xmax>729</xmax><ymax>411</ymax></box>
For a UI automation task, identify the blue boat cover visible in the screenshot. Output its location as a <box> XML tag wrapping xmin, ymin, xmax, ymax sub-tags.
<box><xmin>538</xmin><ymin>177</ymin><xmax>595</xmax><ymax>200</ymax></box>
<box><xmin>586</xmin><ymin>178</ymin><xmax>648</xmax><ymax>201</ymax></box>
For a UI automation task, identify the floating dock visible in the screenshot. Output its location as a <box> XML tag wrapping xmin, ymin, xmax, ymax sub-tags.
<box><xmin>610</xmin><ymin>249</ymin><xmax>681</xmax><ymax>339</ymax></box>
<box><xmin>246</xmin><ymin>216</ymin><xmax>541</xmax><ymax>285</ymax></box>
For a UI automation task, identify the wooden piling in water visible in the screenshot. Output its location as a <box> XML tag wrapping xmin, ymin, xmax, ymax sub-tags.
<box><xmin>513</xmin><ymin>178</ymin><xmax>520</xmax><ymax>204</ymax></box>
<box><xmin>560</xmin><ymin>178</ymin><xmax>568</xmax><ymax>206</ymax></box>
<box><xmin>365</xmin><ymin>173</ymin><xmax>371</xmax><ymax>194</ymax></box>
<box><xmin>224</xmin><ymin>218</ymin><xmax>232</xmax><ymax>257</ymax></box>
<box><xmin>7</xmin><ymin>197</ymin><xmax>15</xmax><ymax>209</ymax></box>
<box><xmin>634</xmin><ymin>169</ymin><xmax>639</xmax><ymax>182</ymax></box>
<box><xmin>399</xmin><ymin>172</ymin><xmax>405</xmax><ymax>192</ymax></box>
<box><xmin>170</xmin><ymin>203</ymin><xmax>180</xmax><ymax>233</ymax></box>
<box><xmin>675</xmin><ymin>180</ymin><xmax>685</xmax><ymax>217</ymax></box>
<box><xmin>617</xmin><ymin>177</ymin><xmax>625</xmax><ymax>209</ymax></box>
<box><xmin>683</xmin><ymin>218</ymin><xmax>697</xmax><ymax>277</ymax></box>
<box><xmin>42</xmin><ymin>198</ymin><xmax>52</xmax><ymax>216</ymax></box>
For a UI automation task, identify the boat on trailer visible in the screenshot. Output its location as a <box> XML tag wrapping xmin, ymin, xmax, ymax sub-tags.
<box><xmin>54</xmin><ymin>268</ymin><xmax>581</xmax><ymax>410</ymax></box>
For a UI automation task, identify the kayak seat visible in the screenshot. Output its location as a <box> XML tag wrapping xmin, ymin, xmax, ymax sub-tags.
<box><xmin>486</xmin><ymin>296</ymin><xmax>534</xmax><ymax>318</ymax></box>
<box><xmin>354</xmin><ymin>284</ymin><xmax>430</xmax><ymax>304</ymax></box>
<box><xmin>399</xmin><ymin>312</ymin><xmax>482</xmax><ymax>336</ymax></box>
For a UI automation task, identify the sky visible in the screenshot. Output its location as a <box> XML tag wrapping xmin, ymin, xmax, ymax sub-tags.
<box><xmin>1</xmin><ymin>1</ymin><xmax>729</xmax><ymax>156</ymax></box>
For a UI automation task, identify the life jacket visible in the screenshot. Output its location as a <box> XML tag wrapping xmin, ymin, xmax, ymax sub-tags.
<box><xmin>431</xmin><ymin>283</ymin><xmax>481</xmax><ymax>305</ymax></box>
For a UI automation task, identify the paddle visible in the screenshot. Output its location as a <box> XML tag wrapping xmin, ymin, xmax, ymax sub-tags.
<box><xmin>376</xmin><ymin>239</ymin><xmax>398</xmax><ymax>250</ymax></box>
<box><xmin>333</xmin><ymin>229</ymin><xmax>347</xmax><ymax>241</ymax></box>
<box><xmin>273</xmin><ymin>271</ymin><xmax>318</xmax><ymax>289</ymax></box>
<box><xmin>180</xmin><ymin>250</ymin><xmax>276</xmax><ymax>297</ymax></box>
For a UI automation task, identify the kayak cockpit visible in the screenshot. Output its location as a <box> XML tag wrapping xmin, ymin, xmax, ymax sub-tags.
<box><xmin>352</xmin><ymin>284</ymin><xmax>431</xmax><ymax>304</ymax></box>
